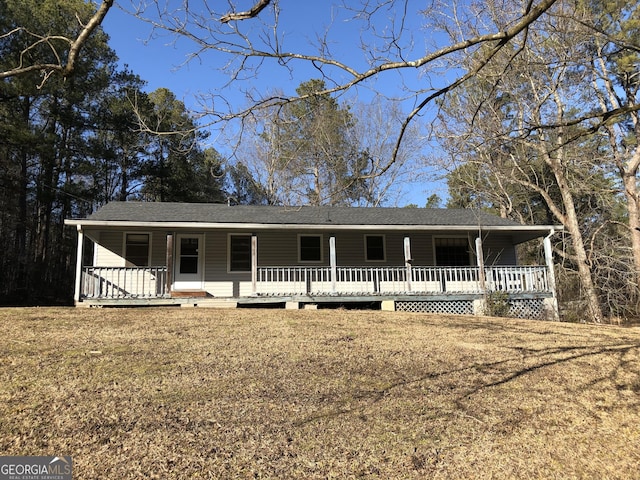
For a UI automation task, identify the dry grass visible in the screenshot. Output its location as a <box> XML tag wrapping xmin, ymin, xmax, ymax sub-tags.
<box><xmin>1</xmin><ymin>307</ymin><xmax>639</xmax><ymax>479</ymax></box>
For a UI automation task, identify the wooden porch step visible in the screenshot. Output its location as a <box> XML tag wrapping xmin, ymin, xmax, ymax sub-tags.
<box><xmin>194</xmin><ymin>299</ymin><xmax>238</xmax><ymax>309</ymax></box>
<box><xmin>170</xmin><ymin>290</ymin><xmax>208</xmax><ymax>298</ymax></box>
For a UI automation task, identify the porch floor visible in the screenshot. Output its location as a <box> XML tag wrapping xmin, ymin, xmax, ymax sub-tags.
<box><xmin>77</xmin><ymin>291</ymin><xmax>551</xmax><ymax>307</ymax></box>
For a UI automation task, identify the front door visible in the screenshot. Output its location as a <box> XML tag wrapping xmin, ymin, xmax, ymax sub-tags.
<box><xmin>173</xmin><ymin>234</ymin><xmax>204</xmax><ymax>291</ymax></box>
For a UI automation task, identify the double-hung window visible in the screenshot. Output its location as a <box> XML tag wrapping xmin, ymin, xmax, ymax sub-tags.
<box><xmin>125</xmin><ymin>233</ymin><xmax>150</xmax><ymax>266</ymax></box>
<box><xmin>299</xmin><ymin>235</ymin><xmax>323</xmax><ymax>263</ymax></box>
<box><xmin>365</xmin><ymin>235</ymin><xmax>386</xmax><ymax>262</ymax></box>
<box><xmin>229</xmin><ymin>235</ymin><xmax>252</xmax><ymax>272</ymax></box>
<box><xmin>434</xmin><ymin>237</ymin><xmax>472</xmax><ymax>266</ymax></box>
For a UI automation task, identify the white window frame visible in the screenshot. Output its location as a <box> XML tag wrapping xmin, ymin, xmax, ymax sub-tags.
<box><xmin>227</xmin><ymin>233</ymin><xmax>252</xmax><ymax>273</ymax></box>
<box><xmin>364</xmin><ymin>234</ymin><xmax>386</xmax><ymax>262</ymax></box>
<box><xmin>432</xmin><ymin>235</ymin><xmax>474</xmax><ymax>266</ymax></box>
<box><xmin>298</xmin><ymin>234</ymin><xmax>324</xmax><ymax>263</ymax></box>
<box><xmin>123</xmin><ymin>232</ymin><xmax>152</xmax><ymax>267</ymax></box>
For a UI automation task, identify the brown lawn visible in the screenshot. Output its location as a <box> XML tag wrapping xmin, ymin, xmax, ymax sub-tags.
<box><xmin>1</xmin><ymin>307</ymin><xmax>639</xmax><ymax>479</ymax></box>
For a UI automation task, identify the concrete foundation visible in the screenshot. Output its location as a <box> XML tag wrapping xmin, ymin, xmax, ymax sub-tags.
<box><xmin>381</xmin><ymin>300</ymin><xmax>396</xmax><ymax>312</ymax></box>
<box><xmin>473</xmin><ymin>298</ymin><xmax>486</xmax><ymax>316</ymax></box>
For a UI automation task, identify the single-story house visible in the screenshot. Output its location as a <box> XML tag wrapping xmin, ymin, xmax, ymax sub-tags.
<box><xmin>64</xmin><ymin>202</ymin><xmax>561</xmax><ymax>318</ymax></box>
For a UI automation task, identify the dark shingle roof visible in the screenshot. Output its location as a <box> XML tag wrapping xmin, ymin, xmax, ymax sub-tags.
<box><xmin>83</xmin><ymin>201</ymin><xmax>526</xmax><ymax>227</ymax></box>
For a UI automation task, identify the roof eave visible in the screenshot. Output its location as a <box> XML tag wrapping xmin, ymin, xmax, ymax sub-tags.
<box><xmin>64</xmin><ymin>218</ymin><xmax>562</xmax><ymax>236</ymax></box>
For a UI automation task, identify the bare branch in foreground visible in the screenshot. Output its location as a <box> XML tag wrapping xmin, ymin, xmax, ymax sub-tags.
<box><xmin>0</xmin><ymin>0</ymin><xmax>114</xmax><ymax>83</ymax></box>
<box><xmin>220</xmin><ymin>0</ymin><xmax>272</xmax><ymax>23</ymax></box>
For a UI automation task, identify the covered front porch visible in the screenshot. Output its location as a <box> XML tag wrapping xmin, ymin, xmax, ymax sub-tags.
<box><xmin>76</xmin><ymin>262</ymin><xmax>556</xmax><ymax>318</ymax></box>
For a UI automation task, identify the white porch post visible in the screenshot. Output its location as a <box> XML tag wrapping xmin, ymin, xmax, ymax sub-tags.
<box><xmin>251</xmin><ymin>235</ymin><xmax>258</xmax><ymax>295</ymax></box>
<box><xmin>73</xmin><ymin>225</ymin><xmax>84</xmax><ymax>303</ymax></box>
<box><xmin>329</xmin><ymin>236</ymin><xmax>337</xmax><ymax>294</ymax></box>
<box><xmin>165</xmin><ymin>233</ymin><xmax>174</xmax><ymax>296</ymax></box>
<box><xmin>544</xmin><ymin>230</ymin><xmax>560</xmax><ymax>320</ymax></box>
<box><xmin>473</xmin><ymin>236</ymin><xmax>487</xmax><ymax>316</ymax></box>
<box><xmin>475</xmin><ymin>236</ymin><xmax>486</xmax><ymax>292</ymax></box>
<box><xmin>404</xmin><ymin>237</ymin><xmax>412</xmax><ymax>292</ymax></box>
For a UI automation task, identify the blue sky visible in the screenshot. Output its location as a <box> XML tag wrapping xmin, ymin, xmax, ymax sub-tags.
<box><xmin>101</xmin><ymin>1</ymin><xmax>448</xmax><ymax>206</ymax></box>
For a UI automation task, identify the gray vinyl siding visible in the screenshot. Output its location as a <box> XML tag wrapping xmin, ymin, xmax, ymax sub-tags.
<box><xmin>92</xmin><ymin>229</ymin><xmax>168</xmax><ymax>267</ymax></box>
<box><xmin>88</xmin><ymin>227</ymin><xmax>518</xmax><ymax>298</ymax></box>
<box><xmin>91</xmin><ymin>228</ymin><xmax>517</xmax><ymax>268</ymax></box>
<box><xmin>250</xmin><ymin>231</ymin><xmax>515</xmax><ymax>267</ymax></box>
<box><xmin>256</xmin><ymin>230</ymin><xmax>301</xmax><ymax>265</ymax></box>
<box><xmin>150</xmin><ymin>233</ymin><xmax>166</xmax><ymax>265</ymax></box>
<box><xmin>482</xmin><ymin>234</ymin><xmax>516</xmax><ymax>265</ymax></box>
<box><xmin>203</xmin><ymin>231</ymin><xmax>230</xmax><ymax>280</ymax></box>
<box><xmin>256</xmin><ymin>230</ymin><xmax>404</xmax><ymax>266</ymax></box>
<box><xmin>94</xmin><ymin>230</ymin><xmax>124</xmax><ymax>266</ymax></box>
<box><xmin>403</xmin><ymin>232</ymin><xmax>434</xmax><ymax>265</ymax></box>
<box><xmin>98</xmin><ymin>230</ymin><xmax>123</xmax><ymax>251</ymax></box>
<box><xmin>202</xmin><ymin>231</ymin><xmax>238</xmax><ymax>296</ymax></box>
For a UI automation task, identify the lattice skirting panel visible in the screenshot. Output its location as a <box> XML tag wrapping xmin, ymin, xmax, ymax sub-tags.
<box><xmin>396</xmin><ymin>300</ymin><xmax>474</xmax><ymax>315</ymax></box>
<box><xmin>395</xmin><ymin>298</ymin><xmax>546</xmax><ymax>319</ymax></box>
<box><xmin>508</xmin><ymin>298</ymin><xmax>546</xmax><ymax>319</ymax></box>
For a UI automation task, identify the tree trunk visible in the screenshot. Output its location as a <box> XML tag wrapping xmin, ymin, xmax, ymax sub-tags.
<box><xmin>623</xmin><ymin>166</ymin><xmax>640</xmax><ymax>299</ymax></box>
<box><xmin>118</xmin><ymin>160</ymin><xmax>129</xmax><ymax>201</ymax></box>
<box><xmin>14</xmin><ymin>98</ymin><xmax>31</xmax><ymax>300</ymax></box>
<box><xmin>551</xmin><ymin>160</ymin><xmax>605</xmax><ymax>323</ymax></box>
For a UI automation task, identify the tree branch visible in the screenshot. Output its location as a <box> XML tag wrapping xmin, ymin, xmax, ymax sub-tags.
<box><xmin>220</xmin><ymin>0</ymin><xmax>272</xmax><ymax>23</ymax></box>
<box><xmin>0</xmin><ymin>0</ymin><xmax>114</xmax><ymax>83</ymax></box>
<box><xmin>64</xmin><ymin>0</ymin><xmax>114</xmax><ymax>76</ymax></box>
<box><xmin>382</xmin><ymin>0</ymin><xmax>558</xmax><ymax>175</ymax></box>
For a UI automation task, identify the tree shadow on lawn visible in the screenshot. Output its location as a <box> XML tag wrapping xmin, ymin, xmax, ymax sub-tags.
<box><xmin>294</xmin><ymin>338</ymin><xmax>640</xmax><ymax>426</ymax></box>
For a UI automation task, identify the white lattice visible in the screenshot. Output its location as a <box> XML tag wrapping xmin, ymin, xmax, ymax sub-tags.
<box><xmin>508</xmin><ymin>299</ymin><xmax>545</xmax><ymax>319</ymax></box>
<box><xmin>396</xmin><ymin>300</ymin><xmax>474</xmax><ymax>315</ymax></box>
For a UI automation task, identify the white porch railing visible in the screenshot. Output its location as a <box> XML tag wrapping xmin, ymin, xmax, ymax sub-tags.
<box><xmin>81</xmin><ymin>266</ymin><xmax>168</xmax><ymax>299</ymax></box>
<box><xmin>79</xmin><ymin>265</ymin><xmax>550</xmax><ymax>299</ymax></box>
<box><xmin>256</xmin><ymin>265</ymin><xmax>550</xmax><ymax>296</ymax></box>
<box><xmin>255</xmin><ymin>267</ymin><xmax>332</xmax><ymax>296</ymax></box>
<box><xmin>486</xmin><ymin>266</ymin><xmax>549</xmax><ymax>293</ymax></box>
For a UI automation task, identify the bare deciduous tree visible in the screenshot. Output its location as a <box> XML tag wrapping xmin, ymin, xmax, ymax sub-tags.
<box><xmin>435</xmin><ymin>0</ymin><xmax>640</xmax><ymax>322</ymax></box>
<box><xmin>232</xmin><ymin>94</ymin><xmax>428</xmax><ymax>206</ymax></box>
<box><xmin>347</xmin><ymin>99</ymin><xmax>429</xmax><ymax>206</ymax></box>
<box><xmin>122</xmin><ymin>0</ymin><xmax>638</xmax><ymax>188</ymax></box>
<box><xmin>126</xmin><ymin>0</ymin><xmax>562</xmax><ymax>157</ymax></box>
